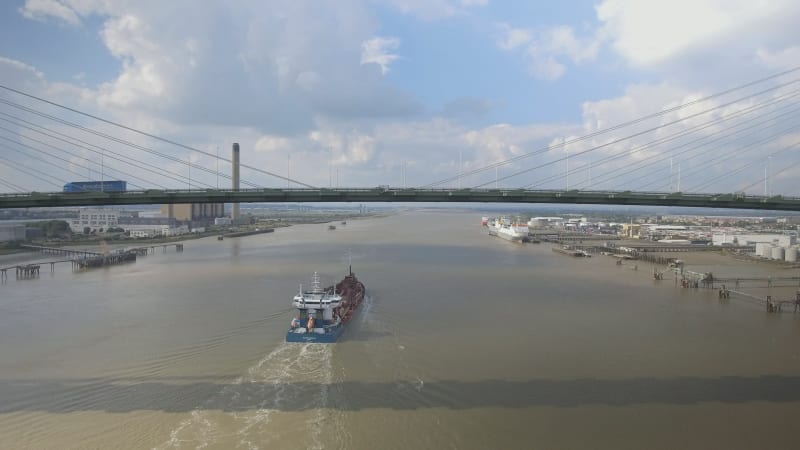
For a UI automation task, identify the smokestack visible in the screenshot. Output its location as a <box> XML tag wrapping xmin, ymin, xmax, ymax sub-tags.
<box><xmin>232</xmin><ymin>142</ymin><xmax>240</xmax><ymax>221</ymax></box>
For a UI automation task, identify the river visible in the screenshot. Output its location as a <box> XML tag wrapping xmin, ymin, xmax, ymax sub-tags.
<box><xmin>1</xmin><ymin>211</ymin><xmax>799</xmax><ymax>449</ymax></box>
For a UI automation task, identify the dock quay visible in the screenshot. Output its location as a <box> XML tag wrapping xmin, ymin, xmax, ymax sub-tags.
<box><xmin>604</xmin><ymin>242</ymin><xmax>754</xmax><ymax>253</ymax></box>
<box><xmin>223</xmin><ymin>228</ymin><xmax>274</xmax><ymax>238</ymax></box>
<box><xmin>534</xmin><ymin>234</ymin><xmax>620</xmax><ymax>242</ymax></box>
<box><xmin>552</xmin><ymin>246</ymin><xmax>590</xmax><ymax>257</ymax></box>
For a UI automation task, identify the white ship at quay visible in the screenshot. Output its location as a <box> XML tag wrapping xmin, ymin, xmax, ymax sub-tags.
<box><xmin>487</xmin><ymin>217</ymin><xmax>529</xmax><ymax>242</ymax></box>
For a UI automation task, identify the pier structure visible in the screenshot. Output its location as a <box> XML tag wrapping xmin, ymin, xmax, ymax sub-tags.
<box><xmin>129</xmin><ymin>243</ymin><xmax>184</xmax><ymax>255</ymax></box>
<box><xmin>765</xmin><ymin>293</ymin><xmax>800</xmax><ymax>313</ymax></box>
<box><xmin>20</xmin><ymin>244</ymin><xmax>101</xmax><ymax>258</ymax></box>
<box><xmin>71</xmin><ymin>251</ymin><xmax>137</xmax><ymax>269</ymax></box>
<box><xmin>552</xmin><ymin>246</ymin><xmax>591</xmax><ymax>257</ymax></box>
<box><xmin>604</xmin><ymin>242</ymin><xmax>755</xmax><ymax>253</ymax></box>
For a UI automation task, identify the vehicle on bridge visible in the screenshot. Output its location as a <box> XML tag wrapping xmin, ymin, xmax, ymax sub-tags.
<box><xmin>63</xmin><ymin>180</ymin><xmax>127</xmax><ymax>193</ymax></box>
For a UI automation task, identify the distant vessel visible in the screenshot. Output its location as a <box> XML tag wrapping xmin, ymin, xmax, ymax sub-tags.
<box><xmin>286</xmin><ymin>268</ymin><xmax>366</xmax><ymax>343</ymax></box>
<box><xmin>489</xmin><ymin>217</ymin><xmax>529</xmax><ymax>242</ymax></box>
<box><xmin>328</xmin><ymin>225</ymin><xmax>336</xmax><ymax>230</ymax></box>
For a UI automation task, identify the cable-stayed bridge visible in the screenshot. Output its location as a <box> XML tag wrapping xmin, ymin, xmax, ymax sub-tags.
<box><xmin>1</xmin><ymin>188</ymin><xmax>799</xmax><ymax>211</ymax></box>
<box><xmin>2</xmin><ymin>68</ymin><xmax>800</xmax><ymax>212</ymax></box>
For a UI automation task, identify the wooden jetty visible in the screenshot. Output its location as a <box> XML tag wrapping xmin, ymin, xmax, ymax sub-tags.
<box><xmin>552</xmin><ymin>246</ymin><xmax>590</xmax><ymax>257</ymax></box>
<box><xmin>765</xmin><ymin>294</ymin><xmax>800</xmax><ymax>313</ymax></box>
<box><xmin>15</xmin><ymin>264</ymin><xmax>40</xmax><ymax>279</ymax></box>
<box><xmin>72</xmin><ymin>251</ymin><xmax>137</xmax><ymax>269</ymax></box>
<box><xmin>129</xmin><ymin>243</ymin><xmax>184</xmax><ymax>255</ymax></box>
<box><xmin>1</xmin><ymin>243</ymin><xmax>187</xmax><ymax>284</ymax></box>
<box><xmin>20</xmin><ymin>244</ymin><xmax>101</xmax><ymax>258</ymax></box>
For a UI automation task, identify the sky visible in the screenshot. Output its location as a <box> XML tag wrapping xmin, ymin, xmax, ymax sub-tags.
<box><xmin>1</xmin><ymin>0</ymin><xmax>800</xmax><ymax>194</ymax></box>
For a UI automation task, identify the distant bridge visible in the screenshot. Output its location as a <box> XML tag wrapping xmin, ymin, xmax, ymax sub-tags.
<box><xmin>1</xmin><ymin>188</ymin><xmax>799</xmax><ymax>212</ymax></box>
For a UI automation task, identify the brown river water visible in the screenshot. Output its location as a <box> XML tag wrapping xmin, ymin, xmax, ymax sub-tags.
<box><xmin>1</xmin><ymin>211</ymin><xmax>799</xmax><ymax>449</ymax></box>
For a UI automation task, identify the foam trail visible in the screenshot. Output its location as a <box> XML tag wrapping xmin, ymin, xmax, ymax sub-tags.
<box><xmin>156</xmin><ymin>342</ymin><xmax>336</xmax><ymax>450</ymax></box>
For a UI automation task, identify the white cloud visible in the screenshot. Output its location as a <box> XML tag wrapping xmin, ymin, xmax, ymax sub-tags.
<box><xmin>596</xmin><ymin>0</ymin><xmax>800</xmax><ymax>69</ymax></box>
<box><xmin>381</xmin><ymin>0</ymin><xmax>488</xmax><ymax>20</ymax></box>
<box><xmin>254</xmin><ymin>135</ymin><xmax>292</xmax><ymax>153</ymax></box>
<box><xmin>495</xmin><ymin>24</ymin><xmax>532</xmax><ymax>51</ymax></box>
<box><xmin>360</xmin><ymin>37</ymin><xmax>401</xmax><ymax>75</ymax></box>
<box><xmin>19</xmin><ymin>0</ymin><xmax>80</xmax><ymax>25</ymax></box>
<box><xmin>756</xmin><ymin>46</ymin><xmax>800</xmax><ymax>71</ymax></box>
<box><xmin>0</xmin><ymin>57</ymin><xmax>47</xmax><ymax>88</ymax></box>
<box><xmin>13</xmin><ymin>0</ymin><xmax>421</xmax><ymax>135</ymax></box>
<box><xmin>496</xmin><ymin>23</ymin><xmax>600</xmax><ymax>80</ymax></box>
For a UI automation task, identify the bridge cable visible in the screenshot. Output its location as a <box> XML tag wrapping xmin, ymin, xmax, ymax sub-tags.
<box><xmin>628</xmin><ymin>120</ymin><xmax>800</xmax><ymax>193</ymax></box>
<box><xmin>0</xmin><ymin>111</ymin><xmax>217</xmax><ymax>189</ymax></box>
<box><xmin>561</xmin><ymin>96</ymin><xmax>800</xmax><ymax>191</ymax></box>
<box><xmin>423</xmin><ymin>70</ymin><xmax>800</xmax><ymax>188</ymax></box>
<box><xmin>547</xmin><ymin>106</ymin><xmax>800</xmax><ymax>192</ymax></box>
<box><xmin>470</xmin><ymin>79</ymin><xmax>800</xmax><ymax>189</ymax></box>
<box><xmin>604</xmin><ymin>115</ymin><xmax>800</xmax><ymax>190</ymax></box>
<box><xmin>736</xmin><ymin>157</ymin><xmax>800</xmax><ymax>194</ymax></box>
<box><xmin>0</xmin><ymin>178</ymin><xmax>27</xmax><ymax>193</ymax></box>
<box><xmin>0</xmin><ymin>87</ymin><xmax>318</xmax><ymax>189</ymax></box>
<box><xmin>0</xmin><ymin>157</ymin><xmax>65</xmax><ymax>189</ymax></box>
<box><xmin>521</xmin><ymin>90</ymin><xmax>800</xmax><ymax>190</ymax></box>
<box><xmin>0</xmin><ymin>120</ymin><xmax>203</xmax><ymax>189</ymax></box>
<box><xmin>0</xmin><ymin>101</ymin><xmax>265</xmax><ymax>189</ymax></box>
<box><xmin>0</xmin><ymin>137</ymin><xmax>152</xmax><ymax>190</ymax></box>
<box><xmin>686</xmin><ymin>140</ymin><xmax>800</xmax><ymax>192</ymax></box>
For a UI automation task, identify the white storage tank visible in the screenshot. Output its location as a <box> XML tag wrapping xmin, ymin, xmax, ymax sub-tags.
<box><xmin>755</xmin><ymin>242</ymin><xmax>770</xmax><ymax>257</ymax></box>
<box><xmin>786</xmin><ymin>246</ymin><xmax>798</xmax><ymax>263</ymax></box>
<box><xmin>772</xmin><ymin>246</ymin><xmax>785</xmax><ymax>260</ymax></box>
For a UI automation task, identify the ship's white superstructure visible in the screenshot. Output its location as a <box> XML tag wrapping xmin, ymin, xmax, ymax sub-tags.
<box><xmin>292</xmin><ymin>272</ymin><xmax>342</xmax><ymax>325</ymax></box>
<box><xmin>488</xmin><ymin>216</ymin><xmax>529</xmax><ymax>242</ymax></box>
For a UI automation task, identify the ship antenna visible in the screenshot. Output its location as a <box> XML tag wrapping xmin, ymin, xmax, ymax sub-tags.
<box><xmin>348</xmin><ymin>249</ymin><xmax>352</xmax><ymax>276</ymax></box>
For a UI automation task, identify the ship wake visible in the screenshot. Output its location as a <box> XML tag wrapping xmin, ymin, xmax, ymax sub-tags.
<box><xmin>157</xmin><ymin>342</ymin><xmax>347</xmax><ymax>450</ymax></box>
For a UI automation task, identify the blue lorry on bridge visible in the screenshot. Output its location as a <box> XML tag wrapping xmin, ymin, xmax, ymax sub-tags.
<box><xmin>63</xmin><ymin>181</ymin><xmax>127</xmax><ymax>193</ymax></box>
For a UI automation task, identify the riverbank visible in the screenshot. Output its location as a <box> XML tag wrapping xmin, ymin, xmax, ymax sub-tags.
<box><xmin>0</xmin><ymin>211</ymin><xmax>383</xmax><ymax>262</ymax></box>
<box><xmin>606</xmin><ymin>247</ymin><xmax>800</xmax><ymax>303</ymax></box>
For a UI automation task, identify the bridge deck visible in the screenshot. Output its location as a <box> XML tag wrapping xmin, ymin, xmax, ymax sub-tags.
<box><xmin>1</xmin><ymin>188</ymin><xmax>799</xmax><ymax>211</ymax></box>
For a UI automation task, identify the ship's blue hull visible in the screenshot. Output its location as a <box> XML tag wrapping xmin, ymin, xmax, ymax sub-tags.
<box><xmin>286</xmin><ymin>323</ymin><xmax>347</xmax><ymax>343</ymax></box>
<box><xmin>286</xmin><ymin>270</ymin><xmax>365</xmax><ymax>343</ymax></box>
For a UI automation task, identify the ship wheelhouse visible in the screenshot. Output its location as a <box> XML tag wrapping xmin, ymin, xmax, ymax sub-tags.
<box><xmin>292</xmin><ymin>272</ymin><xmax>342</xmax><ymax>323</ymax></box>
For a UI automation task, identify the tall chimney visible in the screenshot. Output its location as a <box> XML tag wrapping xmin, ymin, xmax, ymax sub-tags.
<box><xmin>232</xmin><ymin>142</ymin><xmax>240</xmax><ymax>221</ymax></box>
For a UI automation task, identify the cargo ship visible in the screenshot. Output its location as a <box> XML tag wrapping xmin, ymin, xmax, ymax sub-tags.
<box><xmin>286</xmin><ymin>267</ymin><xmax>366</xmax><ymax>343</ymax></box>
<box><xmin>488</xmin><ymin>217</ymin><xmax>529</xmax><ymax>242</ymax></box>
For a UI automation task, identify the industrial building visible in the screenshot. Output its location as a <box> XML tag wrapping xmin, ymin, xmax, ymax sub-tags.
<box><xmin>0</xmin><ymin>223</ymin><xmax>26</xmax><ymax>242</ymax></box>
<box><xmin>712</xmin><ymin>233</ymin><xmax>796</xmax><ymax>248</ymax></box>
<box><xmin>160</xmin><ymin>203</ymin><xmax>224</xmax><ymax>222</ymax></box>
<box><xmin>129</xmin><ymin>224</ymin><xmax>189</xmax><ymax>238</ymax></box>
<box><xmin>69</xmin><ymin>208</ymin><xmax>120</xmax><ymax>231</ymax></box>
